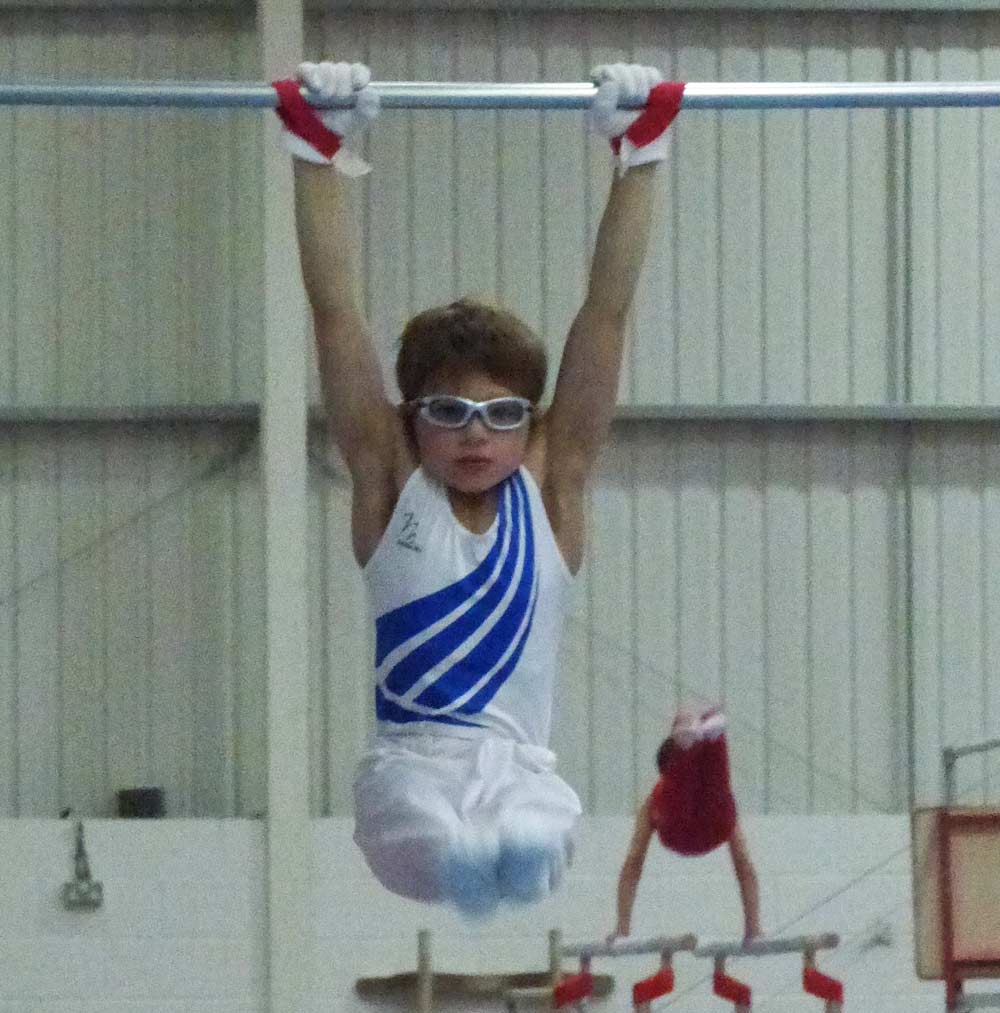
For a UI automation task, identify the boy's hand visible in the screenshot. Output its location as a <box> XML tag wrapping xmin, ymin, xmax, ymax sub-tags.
<box><xmin>588</xmin><ymin>63</ymin><xmax>684</xmax><ymax>173</ymax></box>
<box><xmin>273</xmin><ymin>60</ymin><xmax>379</xmax><ymax>175</ymax></box>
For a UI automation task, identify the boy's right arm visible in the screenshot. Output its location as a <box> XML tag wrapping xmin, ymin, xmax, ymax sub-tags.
<box><xmin>293</xmin><ymin>163</ymin><xmax>407</xmax><ymax>559</ymax></box>
<box><xmin>293</xmin><ymin>161</ymin><xmax>402</xmax><ymax>466</ymax></box>
<box><xmin>608</xmin><ymin>795</ymin><xmax>655</xmax><ymax>942</ymax></box>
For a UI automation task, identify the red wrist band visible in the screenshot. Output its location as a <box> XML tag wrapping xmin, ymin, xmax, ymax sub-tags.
<box><xmin>272</xmin><ymin>77</ymin><xmax>342</xmax><ymax>160</ymax></box>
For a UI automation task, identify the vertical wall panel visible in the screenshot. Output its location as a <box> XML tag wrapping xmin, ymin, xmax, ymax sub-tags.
<box><xmin>14</xmin><ymin>437</ymin><xmax>61</xmax><ymax>815</ymax></box>
<box><xmin>232</xmin><ymin>450</ymin><xmax>267</xmax><ymax>818</ymax></box>
<box><xmin>496</xmin><ymin>17</ymin><xmax>544</xmax><ymax>340</ymax></box>
<box><xmin>720</xmin><ymin>429</ymin><xmax>768</xmax><ymax>811</ymax></box>
<box><xmin>0</xmin><ymin>23</ymin><xmax>12</xmax><ymax>406</ymax></box>
<box><xmin>762</xmin><ymin>21</ymin><xmax>808</xmax><ymax>402</ymax></box>
<box><xmin>631</xmin><ymin>20</ymin><xmax>677</xmax><ymax>405</ymax></box>
<box><xmin>364</xmin><ymin>13</ymin><xmax>413</xmax><ymax>398</ymax></box>
<box><xmin>0</xmin><ymin>439</ymin><xmax>16</xmax><ymax>814</ymax></box>
<box><xmin>455</xmin><ymin>18</ymin><xmax>500</xmax><ymax>299</ymax></box>
<box><xmin>104</xmin><ymin>434</ymin><xmax>154</xmax><ymax>803</ymax></box>
<box><xmin>4</xmin><ymin>429</ymin><xmax>263</xmax><ymax>818</ymax></box>
<box><xmin>848</xmin><ymin>20</ymin><xmax>896</xmax><ymax>403</ymax></box>
<box><xmin>58</xmin><ymin>436</ymin><xmax>108</xmax><ymax>814</ymax></box>
<box><xmin>631</xmin><ymin>427</ymin><xmax>680</xmax><ymax>794</ymax></box>
<box><xmin>411</xmin><ymin>17</ymin><xmax>457</xmax><ymax>312</ymax></box>
<box><xmin>11</xmin><ymin>17</ymin><xmax>60</xmax><ymax>407</ymax></box>
<box><xmin>675</xmin><ymin>18</ymin><xmax>722</xmax><ymax>402</ymax></box>
<box><xmin>0</xmin><ymin>10</ymin><xmax>263</xmax><ymax>411</ymax></box>
<box><xmin>763</xmin><ymin>432</ymin><xmax>811</xmax><ymax>810</ymax></box>
<box><xmin>231</xmin><ymin>30</ymin><xmax>265</xmax><ymax>404</ymax></box>
<box><xmin>313</xmin><ymin>454</ymin><xmax>371</xmax><ymax>817</ymax></box>
<box><xmin>985</xmin><ymin>437</ymin><xmax>1000</xmax><ymax>800</ymax></box>
<box><xmin>907</xmin><ymin>19</ymin><xmax>995</xmax><ymax>406</ymax></box>
<box><xmin>718</xmin><ymin>18</ymin><xmax>765</xmax><ymax>404</ymax></box>
<box><xmin>982</xmin><ymin>18</ymin><xmax>1000</xmax><ymax>406</ymax></box>
<box><xmin>807</xmin><ymin>427</ymin><xmax>855</xmax><ymax>810</ymax></box>
<box><xmin>806</xmin><ymin>19</ymin><xmax>852</xmax><ymax>403</ymax></box>
<box><xmin>101</xmin><ymin>21</ymin><xmax>145</xmax><ymax>407</ymax></box>
<box><xmin>852</xmin><ymin>429</ymin><xmax>905</xmax><ymax>812</ymax></box>
<box><xmin>541</xmin><ymin>18</ymin><xmax>590</xmax><ymax>387</ymax></box>
<box><xmin>56</xmin><ymin>22</ymin><xmax>103</xmax><ymax>405</ymax></box>
<box><xmin>911</xmin><ymin>428</ymin><xmax>1000</xmax><ymax>807</ymax></box>
<box><xmin>587</xmin><ymin>436</ymin><xmax>639</xmax><ymax>814</ymax></box>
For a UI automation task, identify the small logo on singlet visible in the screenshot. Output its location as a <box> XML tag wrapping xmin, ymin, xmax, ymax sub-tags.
<box><xmin>396</xmin><ymin>512</ymin><xmax>422</xmax><ymax>552</ymax></box>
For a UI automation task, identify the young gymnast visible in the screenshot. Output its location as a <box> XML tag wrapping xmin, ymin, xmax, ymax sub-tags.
<box><xmin>274</xmin><ymin>61</ymin><xmax>684</xmax><ymax>916</ymax></box>
<box><xmin>608</xmin><ymin>706</ymin><xmax>762</xmax><ymax>943</ymax></box>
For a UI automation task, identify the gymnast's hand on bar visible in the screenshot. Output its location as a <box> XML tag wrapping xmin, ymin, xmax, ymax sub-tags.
<box><xmin>273</xmin><ymin>60</ymin><xmax>379</xmax><ymax>174</ymax></box>
<box><xmin>587</xmin><ymin>63</ymin><xmax>684</xmax><ymax>174</ymax></box>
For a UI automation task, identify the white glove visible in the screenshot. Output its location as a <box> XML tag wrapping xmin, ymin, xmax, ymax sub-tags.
<box><xmin>587</xmin><ymin>63</ymin><xmax>683</xmax><ymax>173</ymax></box>
<box><xmin>275</xmin><ymin>60</ymin><xmax>379</xmax><ymax>175</ymax></box>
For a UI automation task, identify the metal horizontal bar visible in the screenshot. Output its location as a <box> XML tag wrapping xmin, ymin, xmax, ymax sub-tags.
<box><xmin>562</xmin><ymin>933</ymin><xmax>697</xmax><ymax>959</ymax></box>
<box><xmin>5</xmin><ymin>79</ymin><xmax>1000</xmax><ymax>111</ymax></box>
<box><xmin>0</xmin><ymin>403</ymin><xmax>261</xmax><ymax>429</ymax></box>
<box><xmin>6</xmin><ymin>403</ymin><xmax>1000</xmax><ymax>429</ymax></box>
<box><xmin>959</xmin><ymin>997</ymin><xmax>1000</xmax><ymax>1011</ymax></box>
<box><xmin>695</xmin><ymin>933</ymin><xmax>840</xmax><ymax>959</ymax></box>
<box><xmin>945</xmin><ymin>737</ymin><xmax>1000</xmax><ymax>761</ymax></box>
<box><xmin>617</xmin><ymin>403</ymin><xmax>1000</xmax><ymax>422</ymax></box>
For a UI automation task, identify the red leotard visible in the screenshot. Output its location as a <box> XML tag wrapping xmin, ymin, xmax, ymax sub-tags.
<box><xmin>648</xmin><ymin>734</ymin><xmax>736</xmax><ymax>856</ymax></box>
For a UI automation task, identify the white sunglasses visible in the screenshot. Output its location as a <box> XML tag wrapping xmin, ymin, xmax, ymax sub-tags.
<box><xmin>412</xmin><ymin>395</ymin><xmax>533</xmax><ymax>431</ymax></box>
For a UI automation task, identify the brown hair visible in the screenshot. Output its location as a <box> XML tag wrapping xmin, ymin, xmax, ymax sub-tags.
<box><xmin>396</xmin><ymin>298</ymin><xmax>547</xmax><ymax>403</ymax></box>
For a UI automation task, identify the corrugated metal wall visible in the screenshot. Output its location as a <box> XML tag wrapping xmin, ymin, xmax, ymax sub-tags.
<box><xmin>1</xmin><ymin>6</ymin><xmax>998</xmax><ymax>817</ymax></box>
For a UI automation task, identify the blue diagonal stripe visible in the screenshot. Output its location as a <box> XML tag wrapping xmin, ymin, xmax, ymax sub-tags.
<box><xmin>383</xmin><ymin>476</ymin><xmax>526</xmax><ymax>698</ymax></box>
<box><xmin>414</xmin><ymin>474</ymin><xmax>535</xmax><ymax>710</ymax></box>
<box><xmin>374</xmin><ymin>685</ymin><xmax>480</xmax><ymax>728</ymax></box>
<box><xmin>456</xmin><ymin>582</ymin><xmax>538</xmax><ymax>715</ymax></box>
<box><xmin>374</xmin><ymin>478</ymin><xmax>511</xmax><ymax>667</ymax></box>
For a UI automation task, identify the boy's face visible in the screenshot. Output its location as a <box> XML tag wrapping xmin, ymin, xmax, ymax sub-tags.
<box><xmin>413</xmin><ymin>370</ymin><xmax>532</xmax><ymax>495</ymax></box>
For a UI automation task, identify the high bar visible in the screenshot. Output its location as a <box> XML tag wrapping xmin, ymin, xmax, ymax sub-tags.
<box><xmin>5</xmin><ymin>79</ymin><xmax>1000</xmax><ymax>111</ymax></box>
<box><xmin>562</xmin><ymin>933</ymin><xmax>698</xmax><ymax>960</ymax></box>
<box><xmin>694</xmin><ymin>932</ymin><xmax>840</xmax><ymax>959</ymax></box>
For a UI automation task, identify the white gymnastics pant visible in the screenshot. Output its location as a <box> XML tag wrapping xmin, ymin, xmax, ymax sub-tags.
<box><xmin>353</xmin><ymin>732</ymin><xmax>581</xmax><ymax>907</ymax></box>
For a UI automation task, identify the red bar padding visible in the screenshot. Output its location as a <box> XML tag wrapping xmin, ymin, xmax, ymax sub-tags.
<box><xmin>714</xmin><ymin>969</ymin><xmax>752</xmax><ymax>1007</ymax></box>
<box><xmin>632</xmin><ymin>966</ymin><xmax>675</xmax><ymax>1004</ymax></box>
<box><xmin>803</xmin><ymin>966</ymin><xmax>844</xmax><ymax>1003</ymax></box>
<box><xmin>554</xmin><ymin>971</ymin><xmax>594</xmax><ymax>1008</ymax></box>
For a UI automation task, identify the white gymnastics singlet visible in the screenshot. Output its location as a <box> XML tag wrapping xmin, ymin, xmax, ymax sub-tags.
<box><xmin>362</xmin><ymin>465</ymin><xmax>575</xmax><ymax>748</ymax></box>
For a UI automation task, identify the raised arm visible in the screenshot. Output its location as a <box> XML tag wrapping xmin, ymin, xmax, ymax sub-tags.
<box><xmin>545</xmin><ymin>69</ymin><xmax>683</xmax><ymax>489</ymax></box>
<box><xmin>546</xmin><ymin>161</ymin><xmax>660</xmax><ymax>483</ymax></box>
<box><xmin>608</xmin><ymin>795</ymin><xmax>655</xmax><ymax>942</ymax></box>
<box><xmin>293</xmin><ymin>161</ymin><xmax>399</xmax><ymax>472</ymax></box>
<box><xmin>277</xmin><ymin>62</ymin><xmax>408</xmax><ymax>562</ymax></box>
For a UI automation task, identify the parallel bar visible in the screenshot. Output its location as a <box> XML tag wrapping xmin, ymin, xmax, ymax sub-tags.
<box><xmin>959</xmin><ymin>996</ymin><xmax>1000</xmax><ymax>1010</ymax></box>
<box><xmin>694</xmin><ymin>933</ymin><xmax>839</xmax><ymax>959</ymax></box>
<box><xmin>946</xmin><ymin>737</ymin><xmax>1000</xmax><ymax>761</ymax></box>
<box><xmin>562</xmin><ymin>933</ymin><xmax>697</xmax><ymax>959</ymax></box>
<box><xmin>944</xmin><ymin>737</ymin><xmax>1000</xmax><ymax>803</ymax></box>
<box><xmin>5</xmin><ymin>79</ymin><xmax>1000</xmax><ymax>110</ymax></box>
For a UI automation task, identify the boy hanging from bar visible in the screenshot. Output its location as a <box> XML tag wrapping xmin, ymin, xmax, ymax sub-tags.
<box><xmin>608</xmin><ymin>706</ymin><xmax>762</xmax><ymax>944</ymax></box>
<box><xmin>273</xmin><ymin>61</ymin><xmax>683</xmax><ymax>916</ymax></box>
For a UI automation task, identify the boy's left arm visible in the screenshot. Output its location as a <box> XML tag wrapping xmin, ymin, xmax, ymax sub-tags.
<box><xmin>728</xmin><ymin>822</ymin><xmax>762</xmax><ymax>941</ymax></box>
<box><xmin>546</xmin><ymin>162</ymin><xmax>659</xmax><ymax>487</ymax></box>
<box><xmin>545</xmin><ymin>69</ymin><xmax>683</xmax><ymax>494</ymax></box>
